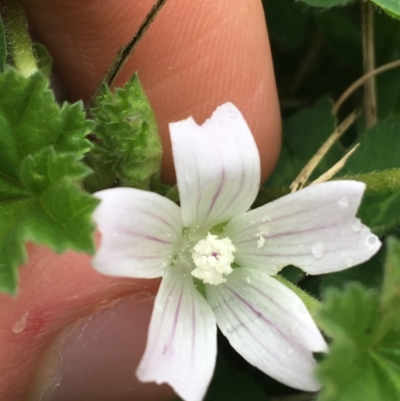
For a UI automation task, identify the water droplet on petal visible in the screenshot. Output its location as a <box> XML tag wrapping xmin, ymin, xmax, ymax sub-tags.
<box><xmin>311</xmin><ymin>241</ymin><xmax>326</xmax><ymax>259</ymax></box>
<box><xmin>366</xmin><ymin>234</ymin><xmax>378</xmax><ymax>249</ymax></box>
<box><xmin>338</xmin><ymin>196</ymin><xmax>350</xmax><ymax>210</ymax></box>
<box><xmin>287</xmin><ymin>347</ymin><xmax>294</xmax><ymax>356</ymax></box>
<box><xmin>347</xmin><ymin>257</ymin><xmax>354</xmax><ymax>268</ymax></box>
<box><xmin>351</xmin><ymin>219</ymin><xmax>362</xmax><ymax>232</ymax></box>
<box><xmin>229</xmin><ymin>109</ymin><xmax>236</xmax><ymax>117</ymax></box>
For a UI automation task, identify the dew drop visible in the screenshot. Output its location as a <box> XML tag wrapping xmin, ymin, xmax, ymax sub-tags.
<box><xmin>246</xmin><ymin>277</ymin><xmax>250</xmax><ymax>284</ymax></box>
<box><xmin>287</xmin><ymin>347</ymin><xmax>294</xmax><ymax>356</ymax></box>
<box><xmin>311</xmin><ymin>241</ymin><xmax>326</xmax><ymax>259</ymax></box>
<box><xmin>351</xmin><ymin>219</ymin><xmax>362</xmax><ymax>232</ymax></box>
<box><xmin>226</xmin><ymin>324</ymin><xmax>233</xmax><ymax>333</ymax></box>
<box><xmin>338</xmin><ymin>196</ymin><xmax>350</xmax><ymax>210</ymax></box>
<box><xmin>229</xmin><ymin>109</ymin><xmax>236</xmax><ymax>117</ymax></box>
<box><xmin>366</xmin><ymin>234</ymin><xmax>378</xmax><ymax>249</ymax></box>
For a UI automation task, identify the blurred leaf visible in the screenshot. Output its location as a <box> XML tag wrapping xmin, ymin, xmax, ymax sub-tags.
<box><xmin>381</xmin><ymin>237</ymin><xmax>400</xmax><ymax>320</ymax></box>
<box><xmin>317</xmin><ymin>286</ymin><xmax>400</xmax><ymax>400</ymax></box>
<box><xmin>341</xmin><ymin>118</ymin><xmax>400</xmax><ymax>174</ymax></box>
<box><xmin>0</xmin><ymin>14</ymin><xmax>6</xmax><ymax>72</ymax></box>
<box><xmin>316</xmin><ymin>8</ymin><xmax>362</xmax><ymax>70</ymax></box>
<box><xmin>263</xmin><ymin>0</ymin><xmax>311</xmax><ymax>49</ymax></box>
<box><xmin>299</xmin><ymin>0</ymin><xmax>353</xmax><ymax>7</ymax></box>
<box><xmin>267</xmin><ymin>97</ymin><xmax>342</xmax><ymax>188</ymax></box>
<box><xmin>338</xmin><ymin>119</ymin><xmax>400</xmax><ymax>234</ymax></box>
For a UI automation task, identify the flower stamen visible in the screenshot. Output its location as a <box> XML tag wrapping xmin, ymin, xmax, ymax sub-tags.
<box><xmin>191</xmin><ymin>233</ymin><xmax>236</xmax><ymax>285</ymax></box>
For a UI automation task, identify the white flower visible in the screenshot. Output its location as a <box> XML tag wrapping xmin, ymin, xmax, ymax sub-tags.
<box><xmin>92</xmin><ymin>102</ymin><xmax>381</xmax><ymax>401</ymax></box>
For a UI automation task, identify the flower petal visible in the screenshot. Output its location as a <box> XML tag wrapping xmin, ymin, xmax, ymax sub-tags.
<box><xmin>206</xmin><ymin>268</ymin><xmax>326</xmax><ymax>391</ymax></box>
<box><xmin>92</xmin><ymin>187</ymin><xmax>183</xmax><ymax>278</ymax></box>
<box><xmin>137</xmin><ymin>264</ymin><xmax>217</xmax><ymax>401</ymax></box>
<box><xmin>170</xmin><ymin>102</ymin><xmax>260</xmax><ymax>229</ymax></box>
<box><xmin>226</xmin><ymin>181</ymin><xmax>381</xmax><ymax>275</ymax></box>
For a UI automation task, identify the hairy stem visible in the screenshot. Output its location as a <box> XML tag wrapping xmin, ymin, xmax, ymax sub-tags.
<box><xmin>3</xmin><ymin>0</ymin><xmax>37</xmax><ymax>77</ymax></box>
<box><xmin>89</xmin><ymin>0</ymin><xmax>169</xmax><ymax>107</ymax></box>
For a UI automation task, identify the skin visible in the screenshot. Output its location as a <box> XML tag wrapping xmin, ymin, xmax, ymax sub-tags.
<box><xmin>0</xmin><ymin>1</ymin><xmax>281</xmax><ymax>400</ymax></box>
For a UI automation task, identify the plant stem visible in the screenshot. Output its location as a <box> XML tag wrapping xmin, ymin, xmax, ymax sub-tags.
<box><xmin>3</xmin><ymin>0</ymin><xmax>37</xmax><ymax>77</ymax></box>
<box><xmin>333</xmin><ymin>59</ymin><xmax>400</xmax><ymax>115</ymax></box>
<box><xmin>361</xmin><ymin>1</ymin><xmax>377</xmax><ymax>128</ymax></box>
<box><xmin>89</xmin><ymin>0</ymin><xmax>169</xmax><ymax>107</ymax></box>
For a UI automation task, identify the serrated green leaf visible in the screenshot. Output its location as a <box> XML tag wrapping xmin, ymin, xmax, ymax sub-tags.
<box><xmin>317</xmin><ymin>285</ymin><xmax>400</xmax><ymax>401</ymax></box>
<box><xmin>371</xmin><ymin>0</ymin><xmax>400</xmax><ymax>19</ymax></box>
<box><xmin>266</xmin><ymin>97</ymin><xmax>342</xmax><ymax>188</ymax></box>
<box><xmin>0</xmin><ymin>69</ymin><xmax>92</xmax><ymax>157</ymax></box>
<box><xmin>0</xmin><ymin>14</ymin><xmax>6</xmax><ymax>73</ymax></box>
<box><xmin>0</xmin><ymin>69</ymin><xmax>96</xmax><ymax>294</ymax></box>
<box><xmin>298</xmin><ymin>0</ymin><xmax>353</xmax><ymax>8</ymax></box>
<box><xmin>90</xmin><ymin>73</ymin><xmax>162</xmax><ymax>191</ymax></box>
<box><xmin>20</xmin><ymin>148</ymin><xmax>99</xmax><ymax>253</ymax></box>
<box><xmin>317</xmin><ymin>238</ymin><xmax>400</xmax><ymax>401</ymax></box>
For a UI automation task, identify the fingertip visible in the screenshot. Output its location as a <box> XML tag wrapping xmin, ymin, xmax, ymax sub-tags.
<box><xmin>24</xmin><ymin>0</ymin><xmax>281</xmax><ymax>182</ymax></box>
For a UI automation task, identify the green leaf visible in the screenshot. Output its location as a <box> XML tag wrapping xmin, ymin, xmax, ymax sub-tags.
<box><xmin>263</xmin><ymin>0</ymin><xmax>311</xmax><ymax>50</ymax></box>
<box><xmin>380</xmin><ymin>237</ymin><xmax>400</xmax><ymax>323</ymax></box>
<box><xmin>298</xmin><ymin>0</ymin><xmax>353</xmax><ymax>8</ymax></box>
<box><xmin>317</xmin><ymin>238</ymin><xmax>400</xmax><ymax>401</ymax></box>
<box><xmin>89</xmin><ymin>73</ymin><xmax>162</xmax><ymax>191</ymax></box>
<box><xmin>339</xmin><ymin>118</ymin><xmax>400</xmax><ymax>234</ymax></box>
<box><xmin>341</xmin><ymin>118</ymin><xmax>400</xmax><ymax>174</ymax></box>
<box><xmin>317</xmin><ymin>286</ymin><xmax>400</xmax><ymax>401</ymax></box>
<box><xmin>266</xmin><ymin>97</ymin><xmax>342</xmax><ymax>188</ymax></box>
<box><xmin>0</xmin><ymin>14</ymin><xmax>6</xmax><ymax>73</ymax></box>
<box><xmin>0</xmin><ymin>69</ymin><xmax>96</xmax><ymax>294</ymax></box>
<box><xmin>371</xmin><ymin>0</ymin><xmax>400</xmax><ymax>19</ymax></box>
<box><xmin>32</xmin><ymin>42</ymin><xmax>53</xmax><ymax>79</ymax></box>
<box><xmin>316</xmin><ymin>8</ymin><xmax>362</xmax><ymax>70</ymax></box>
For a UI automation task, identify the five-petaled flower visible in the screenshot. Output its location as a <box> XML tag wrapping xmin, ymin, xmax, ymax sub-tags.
<box><xmin>92</xmin><ymin>102</ymin><xmax>381</xmax><ymax>401</ymax></box>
